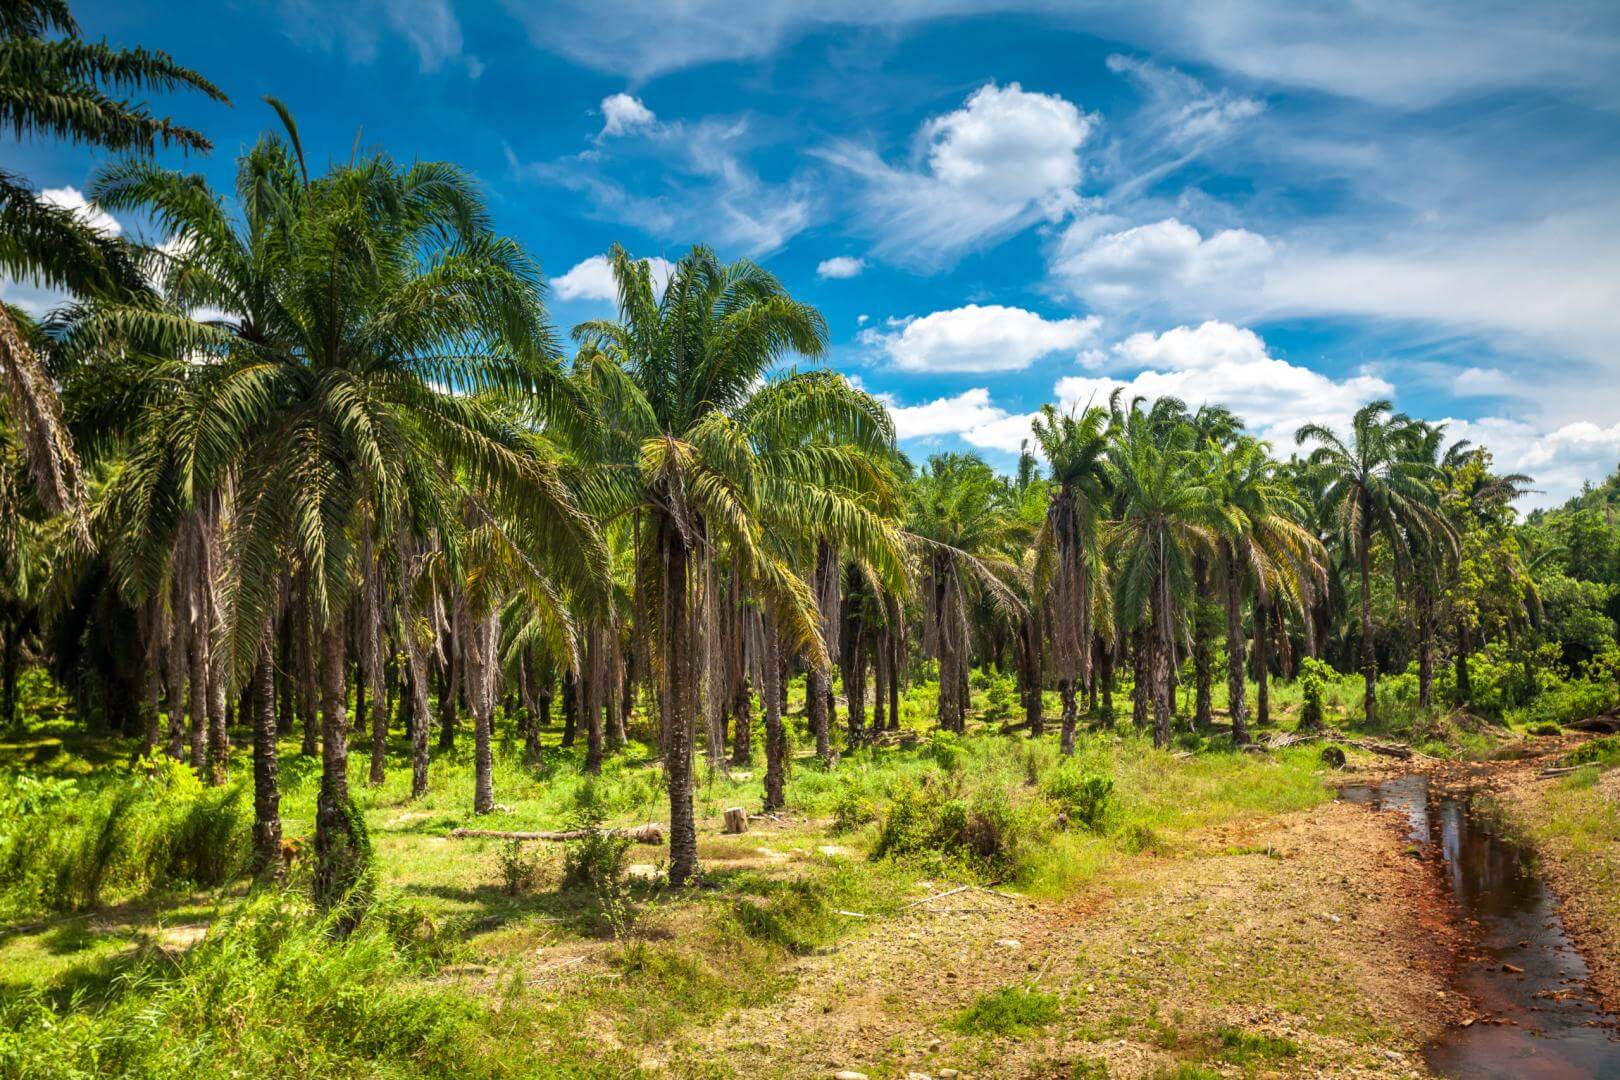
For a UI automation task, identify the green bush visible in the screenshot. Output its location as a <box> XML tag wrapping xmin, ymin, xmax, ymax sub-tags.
<box><xmin>872</xmin><ymin>774</ymin><xmax>1038</xmax><ymax>876</ymax></box>
<box><xmin>1563</xmin><ymin>735</ymin><xmax>1620</xmax><ymax>768</ymax></box>
<box><xmin>561</xmin><ymin>786</ymin><xmax>636</xmax><ymax>935</ymax></box>
<box><xmin>495</xmin><ymin>839</ymin><xmax>542</xmax><ymax>895</ymax></box>
<box><xmin>1298</xmin><ymin>657</ymin><xmax>1332</xmax><ymax>729</ymax></box>
<box><xmin>1043</xmin><ymin>766</ymin><xmax>1113</xmax><ymax>831</ymax></box>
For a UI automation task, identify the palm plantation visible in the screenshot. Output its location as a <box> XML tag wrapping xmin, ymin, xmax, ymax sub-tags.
<box><xmin>4</xmin><ymin>5</ymin><xmax>1619</xmax><ymax>1075</ymax></box>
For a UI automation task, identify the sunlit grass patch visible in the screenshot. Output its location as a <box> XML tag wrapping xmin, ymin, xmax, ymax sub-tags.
<box><xmin>950</xmin><ymin>985</ymin><xmax>1062</xmax><ymax>1035</ymax></box>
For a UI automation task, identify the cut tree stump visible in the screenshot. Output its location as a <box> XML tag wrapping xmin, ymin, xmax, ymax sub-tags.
<box><xmin>448</xmin><ymin>823</ymin><xmax>664</xmax><ymax>844</ymax></box>
<box><xmin>722</xmin><ymin>807</ymin><xmax>749</xmax><ymax>834</ymax></box>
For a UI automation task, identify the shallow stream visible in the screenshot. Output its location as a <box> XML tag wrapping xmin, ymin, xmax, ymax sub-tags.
<box><xmin>1339</xmin><ymin>774</ymin><xmax>1619</xmax><ymax>1077</ymax></box>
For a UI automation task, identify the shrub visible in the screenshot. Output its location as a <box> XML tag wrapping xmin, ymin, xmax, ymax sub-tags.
<box><xmin>1298</xmin><ymin>657</ymin><xmax>1331</xmax><ymax>730</ymax></box>
<box><xmin>495</xmin><ymin>839</ymin><xmax>542</xmax><ymax>895</ymax></box>
<box><xmin>1564</xmin><ymin>735</ymin><xmax>1620</xmax><ymax>768</ymax></box>
<box><xmin>1043</xmin><ymin>766</ymin><xmax>1113</xmax><ymax>831</ymax></box>
<box><xmin>562</xmin><ymin>786</ymin><xmax>636</xmax><ymax>935</ymax></box>
<box><xmin>872</xmin><ymin>775</ymin><xmax>1037</xmax><ymax>876</ymax></box>
<box><xmin>829</xmin><ymin>781</ymin><xmax>879</xmax><ymax>833</ymax></box>
<box><xmin>926</xmin><ymin>731</ymin><xmax>968</xmax><ymax>773</ymax></box>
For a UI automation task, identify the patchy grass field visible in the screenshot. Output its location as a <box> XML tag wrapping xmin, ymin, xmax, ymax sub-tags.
<box><xmin>0</xmin><ymin>671</ymin><xmax>1560</xmax><ymax>1077</ymax></box>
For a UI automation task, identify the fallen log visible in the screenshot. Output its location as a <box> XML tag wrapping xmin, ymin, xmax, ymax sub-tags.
<box><xmin>1537</xmin><ymin>765</ymin><xmax>1586</xmax><ymax>779</ymax></box>
<box><xmin>1342</xmin><ymin>738</ymin><xmax>1413</xmax><ymax>760</ymax></box>
<box><xmin>448</xmin><ymin>823</ymin><xmax>664</xmax><ymax>844</ymax></box>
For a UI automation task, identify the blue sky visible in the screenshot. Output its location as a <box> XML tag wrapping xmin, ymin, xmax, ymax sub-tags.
<box><xmin>7</xmin><ymin>1</ymin><xmax>1620</xmax><ymax>504</ymax></box>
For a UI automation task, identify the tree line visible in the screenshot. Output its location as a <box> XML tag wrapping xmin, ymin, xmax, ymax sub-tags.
<box><xmin>4</xmin><ymin>0</ymin><xmax>1614</xmax><ymax>908</ymax></box>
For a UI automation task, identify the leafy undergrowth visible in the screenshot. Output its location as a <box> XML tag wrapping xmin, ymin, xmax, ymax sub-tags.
<box><xmin>0</xmin><ymin>690</ymin><xmax>1357</xmax><ymax>1077</ymax></box>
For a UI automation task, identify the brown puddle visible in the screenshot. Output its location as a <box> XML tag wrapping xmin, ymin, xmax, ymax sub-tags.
<box><xmin>1339</xmin><ymin>774</ymin><xmax>1620</xmax><ymax>1078</ymax></box>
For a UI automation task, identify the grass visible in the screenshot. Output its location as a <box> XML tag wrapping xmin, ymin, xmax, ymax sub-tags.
<box><xmin>951</xmin><ymin>985</ymin><xmax>1062</xmax><ymax>1035</ymax></box>
<box><xmin>0</xmin><ymin>662</ymin><xmax>1487</xmax><ymax>1077</ymax></box>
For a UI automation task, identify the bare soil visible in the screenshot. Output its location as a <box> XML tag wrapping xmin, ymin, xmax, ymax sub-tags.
<box><xmin>653</xmin><ymin>794</ymin><xmax>1465</xmax><ymax>1078</ymax></box>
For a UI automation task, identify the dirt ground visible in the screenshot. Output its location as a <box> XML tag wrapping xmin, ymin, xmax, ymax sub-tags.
<box><xmin>651</xmin><ymin>793</ymin><xmax>1466</xmax><ymax>1079</ymax></box>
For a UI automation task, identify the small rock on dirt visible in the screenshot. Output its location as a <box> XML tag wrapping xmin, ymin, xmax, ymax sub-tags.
<box><xmin>833</xmin><ymin>1072</ymin><xmax>869</xmax><ymax>1080</ymax></box>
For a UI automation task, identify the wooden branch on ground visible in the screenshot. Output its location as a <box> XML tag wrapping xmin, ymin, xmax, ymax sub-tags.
<box><xmin>1536</xmin><ymin>765</ymin><xmax>1585</xmax><ymax>779</ymax></box>
<box><xmin>448</xmin><ymin>823</ymin><xmax>664</xmax><ymax>844</ymax></box>
<box><xmin>1260</xmin><ymin>730</ymin><xmax>1416</xmax><ymax>760</ymax></box>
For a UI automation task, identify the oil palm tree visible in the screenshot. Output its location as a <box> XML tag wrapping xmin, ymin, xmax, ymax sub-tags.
<box><xmin>1030</xmin><ymin>403</ymin><xmax>1109</xmax><ymax>753</ymax></box>
<box><xmin>1108</xmin><ymin>417</ymin><xmax>1217</xmax><ymax>748</ymax></box>
<box><xmin>1297</xmin><ymin>402</ymin><xmax>1450</xmax><ymax>725</ymax></box>
<box><xmin>92</xmin><ymin>115</ymin><xmax>604</xmax><ymax>912</ymax></box>
<box><xmin>1211</xmin><ymin>437</ymin><xmax>1325</xmax><ymax>741</ymax></box>
<box><xmin>570</xmin><ymin>246</ymin><xmax>900</xmax><ymax>885</ymax></box>
<box><xmin>1</xmin><ymin>0</ymin><xmax>224</xmax><ymax>530</ymax></box>
<box><xmin>906</xmin><ymin>453</ymin><xmax>1026</xmax><ymax>733</ymax></box>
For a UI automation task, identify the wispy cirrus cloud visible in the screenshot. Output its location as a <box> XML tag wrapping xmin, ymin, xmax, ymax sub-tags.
<box><xmin>278</xmin><ymin>0</ymin><xmax>482</xmax><ymax>75</ymax></box>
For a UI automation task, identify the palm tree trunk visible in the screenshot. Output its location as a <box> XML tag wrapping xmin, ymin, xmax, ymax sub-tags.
<box><xmin>807</xmin><ymin>664</ymin><xmax>832</xmax><ymax>761</ymax></box>
<box><xmin>0</xmin><ymin>624</ymin><xmax>19</xmax><ymax>735</ymax></box>
<box><xmin>1131</xmin><ymin>628</ymin><xmax>1148</xmax><ymax>730</ymax></box>
<box><xmin>887</xmin><ymin>627</ymin><xmax>901</xmax><ymax>731</ymax></box>
<box><xmin>846</xmin><ymin>631</ymin><xmax>867</xmax><ymax>746</ymax></box>
<box><xmin>396</xmin><ymin>561</ymin><xmax>434</xmax><ymax>799</ymax></box>
<box><xmin>1098</xmin><ymin>637</ymin><xmax>1115</xmax><ymax>728</ymax></box>
<box><xmin>187</xmin><ymin>598</ymin><xmax>210</xmax><ymax>774</ymax></box>
<box><xmin>731</xmin><ymin>675</ymin><xmax>753</xmax><ymax>765</ymax></box>
<box><xmin>1193</xmin><ymin>569</ymin><xmax>1213</xmax><ymax>731</ymax></box>
<box><xmin>438</xmin><ymin>648</ymin><xmax>459</xmax><ymax>750</ymax></box>
<box><xmin>314</xmin><ymin>612</ymin><xmax>362</xmax><ymax>915</ymax></box>
<box><xmin>250</xmin><ymin>636</ymin><xmax>281</xmax><ymax>879</ymax></box>
<box><xmin>560</xmin><ymin>667</ymin><xmax>578</xmax><ymax>747</ymax></box>
<box><xmin>762</xmin><ymin>621</ymin><xmax>786</xmax><ymax>812</ymax></box>
<box><xmin>584</xmin><ymin>628</ymin><xmax>605</xmax><ymax>777</ymax></box>
<box><xmin>468</xmin><ymin>611</ymin><xmax>496</xmax><ymax>813</ymax></box>
<box><xmin>297</xmin><ymin>610</ymin><xmax>319</xmax><ymax>756</ymax></box>
<box><xmin>166</xmin><ymin>603</ymin><xmax>187</xmax><ymax>759</ymax></box>
<box><xmin>361</xmin><ymin>538</ymin><xmax>388</xmax><ymax>787</ymax></box>
<box><xmin>1416</xmin><ymin>588</ymin><xmax>1433</xmax><ymax>709</ymax></box>
<box><xmin>1224</xmin><ymin>551</ymin><xmax>1249</xmax><ymax>745</ymax></box>
<box><xmin>1151</xmin><ymin>554</ymin><xmax>1174</xmax><ymax>749</ymax></box>
<box><xmin>663</xmin><ymin>524</ymin><xmax>699</xmax><ymax>886</ymax></box>
<box><xmin>1059</xmin><ymin>678</ymin><xmax>1078</xmax><ymax>755</ymax></box>
<box><xmin>1020</xmin><ymin>614</ymin><xmax>1044</xmax><ymax>739</ymax></box>
<box><xmin>618</xmin><ymin>650</ymin><xmax>634</xmax><ymax>743</ymax></box>
<box><xmin>1254</xmin><ymin>599</ymin><xmax>1271</xmax><ymax>728</ymax></box>
<box><xmin>1357</xmin><ymin>526</ymin><xmax>1377</xmax><ymax>724</ymax></box>
<box><xmin>871</xmin><ymin>634</ymin><xmax>888</xmax><ymax>735</ymax></box>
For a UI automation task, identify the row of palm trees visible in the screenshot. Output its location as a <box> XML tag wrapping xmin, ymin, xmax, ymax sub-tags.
<box><xmin>1</xmin><ymin>1</ymin><xmax>1539</xmax><ymax>898</ymax></box>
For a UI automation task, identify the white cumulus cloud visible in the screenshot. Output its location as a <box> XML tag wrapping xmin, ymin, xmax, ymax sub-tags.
<box><xmin>552</xmin><ymin>253</ymin><xmax>675</xmax><ymax>301</ymax></box>
<box><xmin>1443</xmin><ymin>415</ymin><xmax>1620</xmax><ymax>507</ymax></box>
<box><xmin>1051</xmin><ymin>217</ymin><xmax>1271</xmax><ymax>310</ymax></box>
<box><xmin>881</xmin><ymin>387</ymin><xmax>1040</xmax><ymax>454</ymax></box>
<box><xmin>41</xmin><ymin>187</ymin><xmax>121</xmax><ymax>236</ymax></box>
<box><xmin>599</xmin><ymin>92</ymin><xmax>657</xmax><ymax>137</ymax></box>
<box><xmin>823</xmin><ymin>82</ymin><xmax>1093</xmax><ymax>267</ymax></box>
<box><xmin>816</xmin><ymin>256</ymin><xmax>865</xmax><ymax>279</ymax></box>
<box><xmin>1055</xmin><ymin>321</ymin><xmax>1391</xmax><ymax>448</ymax></box>
<box><xmin>863</xmin><ymin>303</ymin><xmax>1100</xmax><ymax>373</ymax></box>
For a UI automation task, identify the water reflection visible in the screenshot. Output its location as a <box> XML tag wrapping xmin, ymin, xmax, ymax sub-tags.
<box><xmin>1339</xmin><ymin>775</ymin><xmax>1620</xmax><ymax>1078</ymax></box>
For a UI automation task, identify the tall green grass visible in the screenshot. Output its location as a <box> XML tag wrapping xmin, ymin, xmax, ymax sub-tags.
<box><xmin>1</xmin><ymin>759</ymin><xmax>251</xmax><ymax>918</ymax></box>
